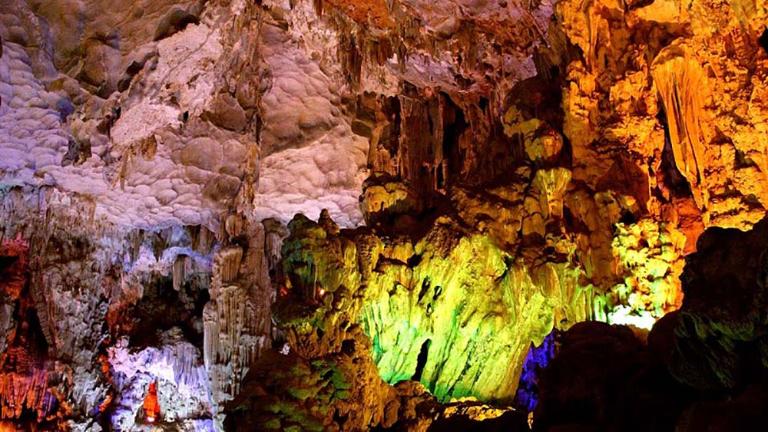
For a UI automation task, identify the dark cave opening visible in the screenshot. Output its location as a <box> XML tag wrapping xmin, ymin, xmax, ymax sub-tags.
<box><xmin>479</xmin><ymin>97</ymin><xmax>489</xmax><ymax>112</ymax></box>
<box><xmin>127</xmin><ymin>275</ymin><xmax>210</xmax><ymax>350</ymax></box>
<box><xmin>440</xmin><ymin>93</ymin><xmax>467</xmax><ymax>189</ymax></box>
<box><xmin>436</xmin><ymin>165</ymin><xmax>445</xmax><ymax>191</ymax></box>
<box><xmin>153</xmin><ymin>9</ymin><xmax>201</xmax><ymax>42</ymax></box>
<box><xmin>0</xmin><ymin>255</ymin><xmax>18</xmax><ymax>282</ymax></box>
<box><xmin>61</xmin><ymin>137</ymin><xmax>91</xmax><ymax>167</ymax></box>
<box><xmin>759</xmin><ymin>28</ymin><xmax>768</xmax><ymax>55</ymax></box>
<box><xmin>417</xmin><ymin>277</ymin><xmax>431</xmax><ymax>302</ymax></box>
<box><xmin>9</xmin><ymin>302</ymin><xmax>50</xmax><ymax>363</ymax></box>
<box><xmin>412</xmin><ymin>339</ymin><xmax>431</xmax><ymax>382</ymax></box>
<box><xmin>619</xmin><ymin>210</ymin><xmax>638</xmax><ymax>225</ymax></box>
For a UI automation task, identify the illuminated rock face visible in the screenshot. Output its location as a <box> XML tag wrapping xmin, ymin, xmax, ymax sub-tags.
<box><xmin>224</xmin><ymin>327</ymin><xmax>401</xmax><ymax>431</ymax></box>
<box><xmin>559</xmin><ymin>0</ymin><xmax>768</xmax><ymax>231</ymax></box>
<box><xmin>0</xmin><ymin>189</ymin><xmax>221</xmax><ymax>429</ymax></box>
<box><xmin>359</xmin><ymin>231</ymin><xmax>582</xmax><ymax>403</ymax></box>
<box><xmin>2</xmin><ymin>0</ymin><xmax>768</xmax><ymax>429</ymax></box>
<box><xmin>109</xmin><ymin>334</ymin><xmax>213</xmax><ymax>431</ymax></box>
<box><xmin>605</xmin><ymin>219</ymin><xmax>686</xmax><ymax>327</ymax></box>
<box><xmin>279</xmin><ymin>214</ymin><xmax>593</xmax><ymax>403</ymax></box>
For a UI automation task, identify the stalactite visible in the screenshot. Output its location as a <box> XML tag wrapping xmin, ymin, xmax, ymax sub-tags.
<box><xmin>262</xmin><ymin>218</ymin><xmax>289</xmax><ymax>278</ymax></box>
<box><xmin>212</xmin><ymin>247</ymin><xmax>243</xmax><ymax>290</ymax></box>
<box><xmin>652</xmin><ymin>48</ymin><xmax>710</xmax><ymax>209</ymax></box>
<box><xmin>0</xmin><ymin>371</ymin><xmax>54</xmax><ymax>420</ymax></box>
<box><xmin>204</xmin><ymin>219</ymin><xmax>272</xmax><ymax>410</ymax></box>
<box><xmin>172</xmin><ymin>255</ymin><xmax>187</xmax><ymax>291</ymax></box>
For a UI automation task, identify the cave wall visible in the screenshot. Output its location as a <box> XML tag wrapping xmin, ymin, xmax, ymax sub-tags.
<box><xmin>1</xmin><ymin>0</ymin><xmax>768</xmax><ymax>430</ymax></box>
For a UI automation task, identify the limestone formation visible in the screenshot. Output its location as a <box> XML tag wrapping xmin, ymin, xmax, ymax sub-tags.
<box><xmin>2</xmin><ymin>0</ymin><xmax>768</xmax><ymax>430</ymax></box>
<box><xmin>278</xmin><ymin>213</ymin><xmax>593</xmax><ymax>403</ymax></box>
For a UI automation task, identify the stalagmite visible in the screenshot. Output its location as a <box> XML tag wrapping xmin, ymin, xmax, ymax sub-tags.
<box><xmin>142</xmin><ymin>381</ymin><xmax>160</xmax><ymax>423</ymax></box>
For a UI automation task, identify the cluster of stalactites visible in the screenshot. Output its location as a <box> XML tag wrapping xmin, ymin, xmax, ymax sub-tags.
<box><xmin>203</xmin><ymin>214</ymin><xmax>280</xmax><ymax>407</ymax></box>
<box><xmin>0</xmin><ymin>371</ymin><xmax>56</xmax><ymax>421</ymax></box>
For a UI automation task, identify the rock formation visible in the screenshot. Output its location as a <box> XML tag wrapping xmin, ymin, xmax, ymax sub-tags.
<box><xmin>278</xmin><ymin>212</ymin><xmax>591</xmax><ymax>404</ymax></box>
<box><xmin>533</xmin><ymin>217</ymin><xmax>768</xmax><ymax>431</ymax></box>
<box><xmin>1</xmin><ymin>0</ymin><xmax>768</xmax><ymax>430</ymax></box>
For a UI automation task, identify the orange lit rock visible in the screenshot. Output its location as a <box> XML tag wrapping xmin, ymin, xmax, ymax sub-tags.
<box><xmin>558</xmin><ymin>0</ymin><xmax>768</xmax><ymax>233</ymax></box>
<box><xmin>143</xmin><ymin>381</ymin><xmax>160</xmax><ymax>423</ymax></box>
<box><xmin>663</xmin><ymin>198</ymin><xmax>705</xmax><ymax>255</ymax></box>
<box><xmin>323</xmin><ymin>0</ymin><xmax>393</xmax><ymax>29</ymax></box>
<box><xmin>0</xmin><ymin>370</ymin><xmax>55</xmax><ymax>423</ymax></box>
<box><xmin>651</xmin><ymin>45</ymin><xmax>710</xmax><ymax>209</ymax></box>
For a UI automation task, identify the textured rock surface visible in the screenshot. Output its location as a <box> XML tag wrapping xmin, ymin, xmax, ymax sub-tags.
<box><xmin>0</xmin><ymin>0</ymin><xmax>368</xmax><ymax>229</ymax></box>
<box><xmin>532</xmin><ymin>216</ymin><xmax>768</xmax><ymax>431</ymax></box>
<box><xmin>0</xmin><ymin>187</ymin><xmax>221</xmax><ymax>430</ymax></box>
<box><xmin>2</xmin><ymin>0</ymin><xmax>768</xmax><ymax>430</ymax></box>
<box><xmin>669</xmin><ymin>217</ymin><xmax>768</xmax><ymax>391</ymax></box>
<box><xmin>226</xmin><ymin>325</ymin><xmax>530</xmax><ymax>431</ymax></box>
<box><xmin>559</xmin><ymin>0</ymin><xmax>768</xmax><ymax>231</ymax></box>
<box><xmin>108</xmin><ymin>332</ymin><xmax>213</xmax><ymax>431</ymax></box>
<box><xmin>278</xmin><ymin>213</ymin><xmax>593</xmax><ymax>403</ymax></box>
<box><xmin>224</xmin><ymin>327</ymin><xmax>399</xmax><ymax>431</ymax></box>
<box><xmin>203</xmin><ymin>214</ymin><xmax>273</xmax><ymax>417</ymax></box>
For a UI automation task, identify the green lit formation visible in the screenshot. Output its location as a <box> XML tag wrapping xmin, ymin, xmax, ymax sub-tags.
<box><xmin>359</xmin><ymin>231</ymin><xmax>593</xmax><ymax>402</ymax></box>
<box><xmin>279</xmin><ymin>215</ymin><xmax>595</xmax><ymax>403</ymax></box>
<box><xmin>277</xmin><ymin>169</ymin><xmax>687</xmax><ymax>403</ymax></box>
